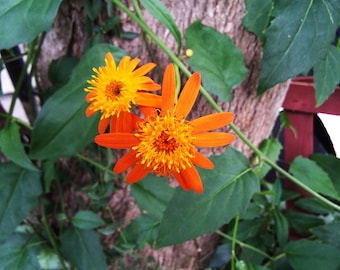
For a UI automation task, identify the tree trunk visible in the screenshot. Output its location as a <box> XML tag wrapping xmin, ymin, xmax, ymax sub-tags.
<box><xmin>37</xmin><ymin>0</ymin><xmax>288</xmax><ymax>269</ymax></box>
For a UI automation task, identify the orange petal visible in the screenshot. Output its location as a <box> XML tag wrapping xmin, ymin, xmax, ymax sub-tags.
<box><xmin>141</xmin><ymin>81</ymin><xmax>161</xmax><ymax>91</ymax></box>
<box><xmin>194</xmin><ymin>132</ymin><xmax>236</xmax><ymax>147</ymax></box>
<box><xmin>140</xmin><ymin>106</ymin><xmax>157</xmax><ymax>118</ymax></box>
<box><xmin>105</xmin><ymin>52</ymin><xmax>116</xmax><ymax>69</ymax></box>
<box><xmin>190</xmin><ymin>112</ymin><xmax>234</xmax><ymax>133</ymax></box>
<box><xmin>118</xmin><ymin>55</ymin><xmax>132</xmax><ymax>69</ymax></box>
<box><xmin>161</xmin><ymin>64</ymin><xmax>176</xmax><ymax>115</ymax></box>
<box><xmin>180</xmin><ymin>167</ymin><xmax>204</xmax><ymax>194</ymax></box>
<box><xmin>110</xmin><ymin>112</ymin><xmax>137</xmax><ymax>133</ymax></box>
<box><xmin>133</xmin><ymin>62</ymin><xmax>157</xmax><ymax>76</ymax></box>
<box><xmin>192</xmin><ymin>152</ymin><xmax>214</xmax><ymax>169</ymax></box>
<box><xmin>136</xmin><ymin>92</ymin><xmax>162</xmax><ymax>108</ymax></box>
<box><xmin>126</xmin><ymin>163</ymin><xmax>151</xmax><ymax>183</ymax></box>
<box><xmin>173</xmin><ymin>171</ymin><xmax>191</xmax><ymax>191</ymax></box>
<box><xmin>85</xmin><ymin>92</ymin><xmax>96</xmax><ymax>102</ymax></box>
<box><xmin>126</xmin><ymin>58</ymin><xmax>141</xmax><ymax>72</ymax></box>
<box><xmin>98</xmin><ymin>117</ymin><xmax>109</xmax><ymax>134</ymax></box>
<box><xmin>94</xmin><ymin>133</ymin><xmax>139</xmax><ymax>149</ymax></box>
<box><xmin>175</xmin><ymin>72</ymin><xmax>201</xmax><ymax>118</ymax></box>
<box><xmin>114</xmin><ymin>150</ymin><xmax>139</xmax><ymax>173</ymax></box>
<box><xmin>85</xmin><ymin>106</ymin><xmax>96</xmax><ymax>117</ymax></box>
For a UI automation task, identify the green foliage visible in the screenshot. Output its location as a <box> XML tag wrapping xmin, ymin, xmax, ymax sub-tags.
<box><xmin>0</xmin><ymin>0</ymin><xmax>62</xmax><ymax>49</ymax></box>
<box><xmin>72</xmin><ymin>210</ymin><xmax>105</xmax><ymax>229</ymax></box>
<box><xmin>1</xmin><ymin>0</ymin><xmax>340</xmax><ymax>269</ymax></box>
<box><xmin>256</xmin><ymin>0</ymin><xmax>340</xmax><ymax>99</ymax></box>
<box><xmin>140</xmin><ymin>0</ymin><xmax>182</xmax><ymax>53</ymax></box>
<box><xmin>157</xmin><ymin>148</ymin><xmax>260</xmax><ymax>247</ymax></box>
<box><xmin>0</xmin><ymin>122</ymin><xmax>38</xmax><ymax>171</ymax></box>
<box><xmin>243</xmin><ymin>0</ymin><xmax>273</xmax><ymax>42</ymax></box>
<box><xmin>285</xmin><ymin>240</ymin><xmax>340</xmax><ymax>270</ymax></box>
<box><xmin>185</xmin><ymin>20</ymin><xmax>247</xmax><ymax>101</ymax></box>
<box><xmin>0</xmin><ymin>163</ymin><xmax>41</xmax><ymax>241</ymax></box>
<box><xmin>0</xmin><ymin>233</ymin><xmax>41</xmax><ymax>269</ymax></box>
<box><xmin>314</xmin><ymin>46</ymin><xmax>340</xmax><ymax>106</ymax></box>
<box><xmin>60</xmin><ymin>227</ymin><xmax>107</xmax><ymax>270</ymax></box>
<box><xmin>289</xmin><ymin>156</ymin><xmax>339</xmax><ymax>200</ymax></box>
<box><xmin>30</xmin><ymin>44</ymin><xmax>125</xmax><ymax>160</ymax></box>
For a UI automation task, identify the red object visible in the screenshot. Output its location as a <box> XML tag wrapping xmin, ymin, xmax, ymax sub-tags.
<box><xmin>283</xmin><ymin>76</ymin><xmax>340</xmax><ymax>164</ymax></box>
<box><xmin>282</xmin><ymin>77</ymin><xmax>340</xmax><ymax>238</ymax></box>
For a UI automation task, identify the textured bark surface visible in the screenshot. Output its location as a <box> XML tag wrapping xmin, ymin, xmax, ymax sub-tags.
<box><xmin>36</xmin><ymin>0</ymin><xmax>289</xmax><ymax>269</ymax></box>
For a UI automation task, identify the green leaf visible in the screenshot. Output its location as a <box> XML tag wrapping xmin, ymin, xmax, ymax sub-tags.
<box><xmin>0</xmin><ymin>0</ymin><xmax>62</xmax><ymax>49</ymax></box>
<box><xmin>285</xmin><ymin>211</ymin><xmax>324</xmax><ymax>234</ymax></box>
<box><xmin>314</xmin><ymin>46</ymin><xmax>340</xmax><ymax>106</ymax></box>
<box><xmin>243</xmin><ymin>0</ymin><xmax>273</xmax><ymax>42</ymax></box>
<box><xmin>311</xmin><ymin>154</ymin><xmax>340</xmax><ymax>196</ymax></box>
<box><xmin>285</xmin><ymin>239</ymin><xmax>340</xmax><ymax>270</ymax></box>
<box><xmin>140</xmin><ymin>0</ymin><xmax>181</xmax><ymax>53</ymax></box>
<box><xmin>72</xmin><ymin>210</ymin><xmax>105</xmax><ymax>229</ymax></box>
<box><xmin>30</xmin><ymin>44</ymin><xmax>126</xmax><ymax>160</ymax></box>
<box><xmin>311</xmin><ymin>220</ymin><xmax>340</xmax><ymax>249</ymax></box>
<box><xmin>156</xmin><ymin>148</ymin><xmax>259</xmax><ymax>247</ymax></box>
<box><xmin>131</xmin><ymin>174</ymin><xmax>175</xmax><ymax>219</ymax></box>
<box><xmin>273</xmin><ymin>208</ymin><xmax>288</xmax><ymax>247</ymax></box>
<box><xmin>295</xmin><ymin>197</ymin><xmax>335</xmax><ymax>215</ymax></box>
<box><xmin>60</xmin><ymin>227</ymin><xmax>106</xmax><ymax>270</ymax></box>
<box><xmin>83</xmin><ymin>0</ymin><xmax>102</xmax><ymax>21</ymax></box>
<box><xmin>0</xmin><ymin>233</ymin><xmax>41</xmax><ymax>269</ymax></box>
<box><xmin>258</xmin><ymin>0</ymin><xmax>340</xmax><ymax>94</ymax></box>
<box><xmin>185</xmin><ymin>20</ymin><xmax>247</xmax><ymax>101</ymax></box>
<box><xmin>121</xmin><ymin>175</ymin><xmax>175</xmax><ymax>248</ymax></box>
<box><xmin>256</xmin><ymin>138</ymin><xmax>282</xmax><ymax>179</ymax></box>
<box><xmin>289</xmin><ymin>156</ymin><xmax>339</xmax><ymax>200</ymax></box>
<box><xmin>0</xmin><ymin>122</ymin><xmax>38</xmax><ymax>171</ymax></box>
<box><xmin>0</xmin><ymin>163</ymin><xmax>42</xmax><ymax>241</ymax></box>
<box><xmin>120</xmin><ymin>213</ymin><xmax>159</xmax><ymax>249</ymax></box>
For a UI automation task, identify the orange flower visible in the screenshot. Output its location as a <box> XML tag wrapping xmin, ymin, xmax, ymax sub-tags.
<box><xmin>85</xmin><ymin>52</ymin><xmax>161</xmax><ymax>133</ymax></box>
<box><xmin>95</xmin><ymin>64</ymin><xmax>235</xmax><ymax>193</ymax></box>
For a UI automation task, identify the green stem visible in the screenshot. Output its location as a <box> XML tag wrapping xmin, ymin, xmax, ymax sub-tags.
<box><xmin>5</xmin><ymin>41</ymin><xmax>35</xmax><ymax>127</ymax></box>
<box><xmin>112</xmin><ymin>0</ymin><xmax>340</xmax><ymax>212</ymax></box>
<box><xmin>231</xmin><ymin>214</ymin><xmax>240</xmax><ymax>270</ymax></box>
<box><xmin>216</xmin><ymin>230</ymin><xmax>274</xmax><ymax>260</ymax></box>
<box><xmin>40</xmin><ymin>198</ymin><xmax>67</xmax><ymax>270</ymax></box>
<box><xmin>0</xmin><ymin>112</ymin><xmax>32</xmax><ymax>130</ymax></box>
<box><xmin>76</xmin><ymin>153</ymin><xmax>122</xmax><ymax>179</ymax></box>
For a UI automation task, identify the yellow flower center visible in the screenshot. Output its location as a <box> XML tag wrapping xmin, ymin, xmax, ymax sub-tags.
<box><xmin>105</xmin><ymin>80</ymin><xmax>124</xmax><ymax>101</ymax></box>
<box><xmin>133</xmin><ymin>111</ymin><xmax>196</xmax><ymax>176</ymax></box>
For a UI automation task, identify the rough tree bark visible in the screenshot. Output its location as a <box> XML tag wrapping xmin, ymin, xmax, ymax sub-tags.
<box><xmin>37</xmin><ymin>0</ymin><xmax>288</xmax><ymax>269</ymax></box>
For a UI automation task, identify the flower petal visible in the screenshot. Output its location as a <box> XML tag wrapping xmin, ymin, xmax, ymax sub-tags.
<box><xmin>98</xmin><ymin>117</ymin><xmax>109</xmax><ymax>134</ymax></box>
<box><xmin>110</xmin><ymin>112</ymin><xmax>138</xmax><ymax>133</ymax></box>
<box><xmin>105</xmin><ymin>52</ymin><xmax>116</xmax><ymax>69</ymax></box>
<box><xmin>161</xmin><ymin>64</ymin><xmax>176</xmax><ymax>115</ymax></box>
<box><xmin>94</xmin><ymin>133</ymin><xmax>139</xmax><ymax>148</ymax></box>
<box><xmin>114</xmin><ymin>150</ymin><xmax>139</xmax><ymax>173</ymax></box>
<box><xmin>192</xmin><ymin>151</ymin><xmax>214</xmax><ymax>169</ymax></box>
<box><xmin>126</xmin><ymin>163</ymin><xmax>151</xmax><ymax>183</ymax></box>
<box><xmin>139</xmin><ymin>106</ymin><xmax>157</xmax><ymax>118</ymax></box>
<box><xmin>173</xmin><ymin>171</ymin><xmax>191</xmax><ymax>191</ymax></box>
<box><xmin>175</xmin><ymin>72</ymin><xmax>201</xmax><ymax>118</ymax></box>
<box><xmin>179</xmin><ymin>167</ymin><xmax>204</xmax><ymax>194</ymax></box>
<box><xmin>133</xmin><ymin>62</ymin><xmax>157</xmax><ymax>77</ymax></box>
<box><xmin>194</xmin><ymin>132</ymin><xmax>236</xmax><ymax>147</ymax></box>
<box><xmin>190</xmin><ymin>112</ymin><xmax>234</xmax><ymax>133</ymax></box>
<box><xmin>85</xmin><ymin>106</ymin><xmax>96</xmax><ymax>117</ymax></box>
<box><xmin>136</xmin><ymin>92</ymin><xmax>162</xmax><ymax>108</ymax></box>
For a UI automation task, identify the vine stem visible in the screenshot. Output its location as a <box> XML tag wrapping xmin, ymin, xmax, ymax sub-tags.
<box><xmin>40</xmin><ymin>198</ymin><xmax>67</xmax><ymax>270</ymax></box>
<box><xmin>112</xmin><ymin>0</ymin><xmax>340</xmax><ymax>212</ymax></box>
<box><xmin>5</xmin><ymin>41</ymin><xmax>35</xmax><ymax>127</ymax></box>
<box><xmin>231</xmin><ymin>214</ymin><xmax>240</xmax><ymax>270</ymax></box>
<box><xmin>216</xmin><ymin>230</ymin><xmax>275</xmax><ymax>260</ymax></box>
